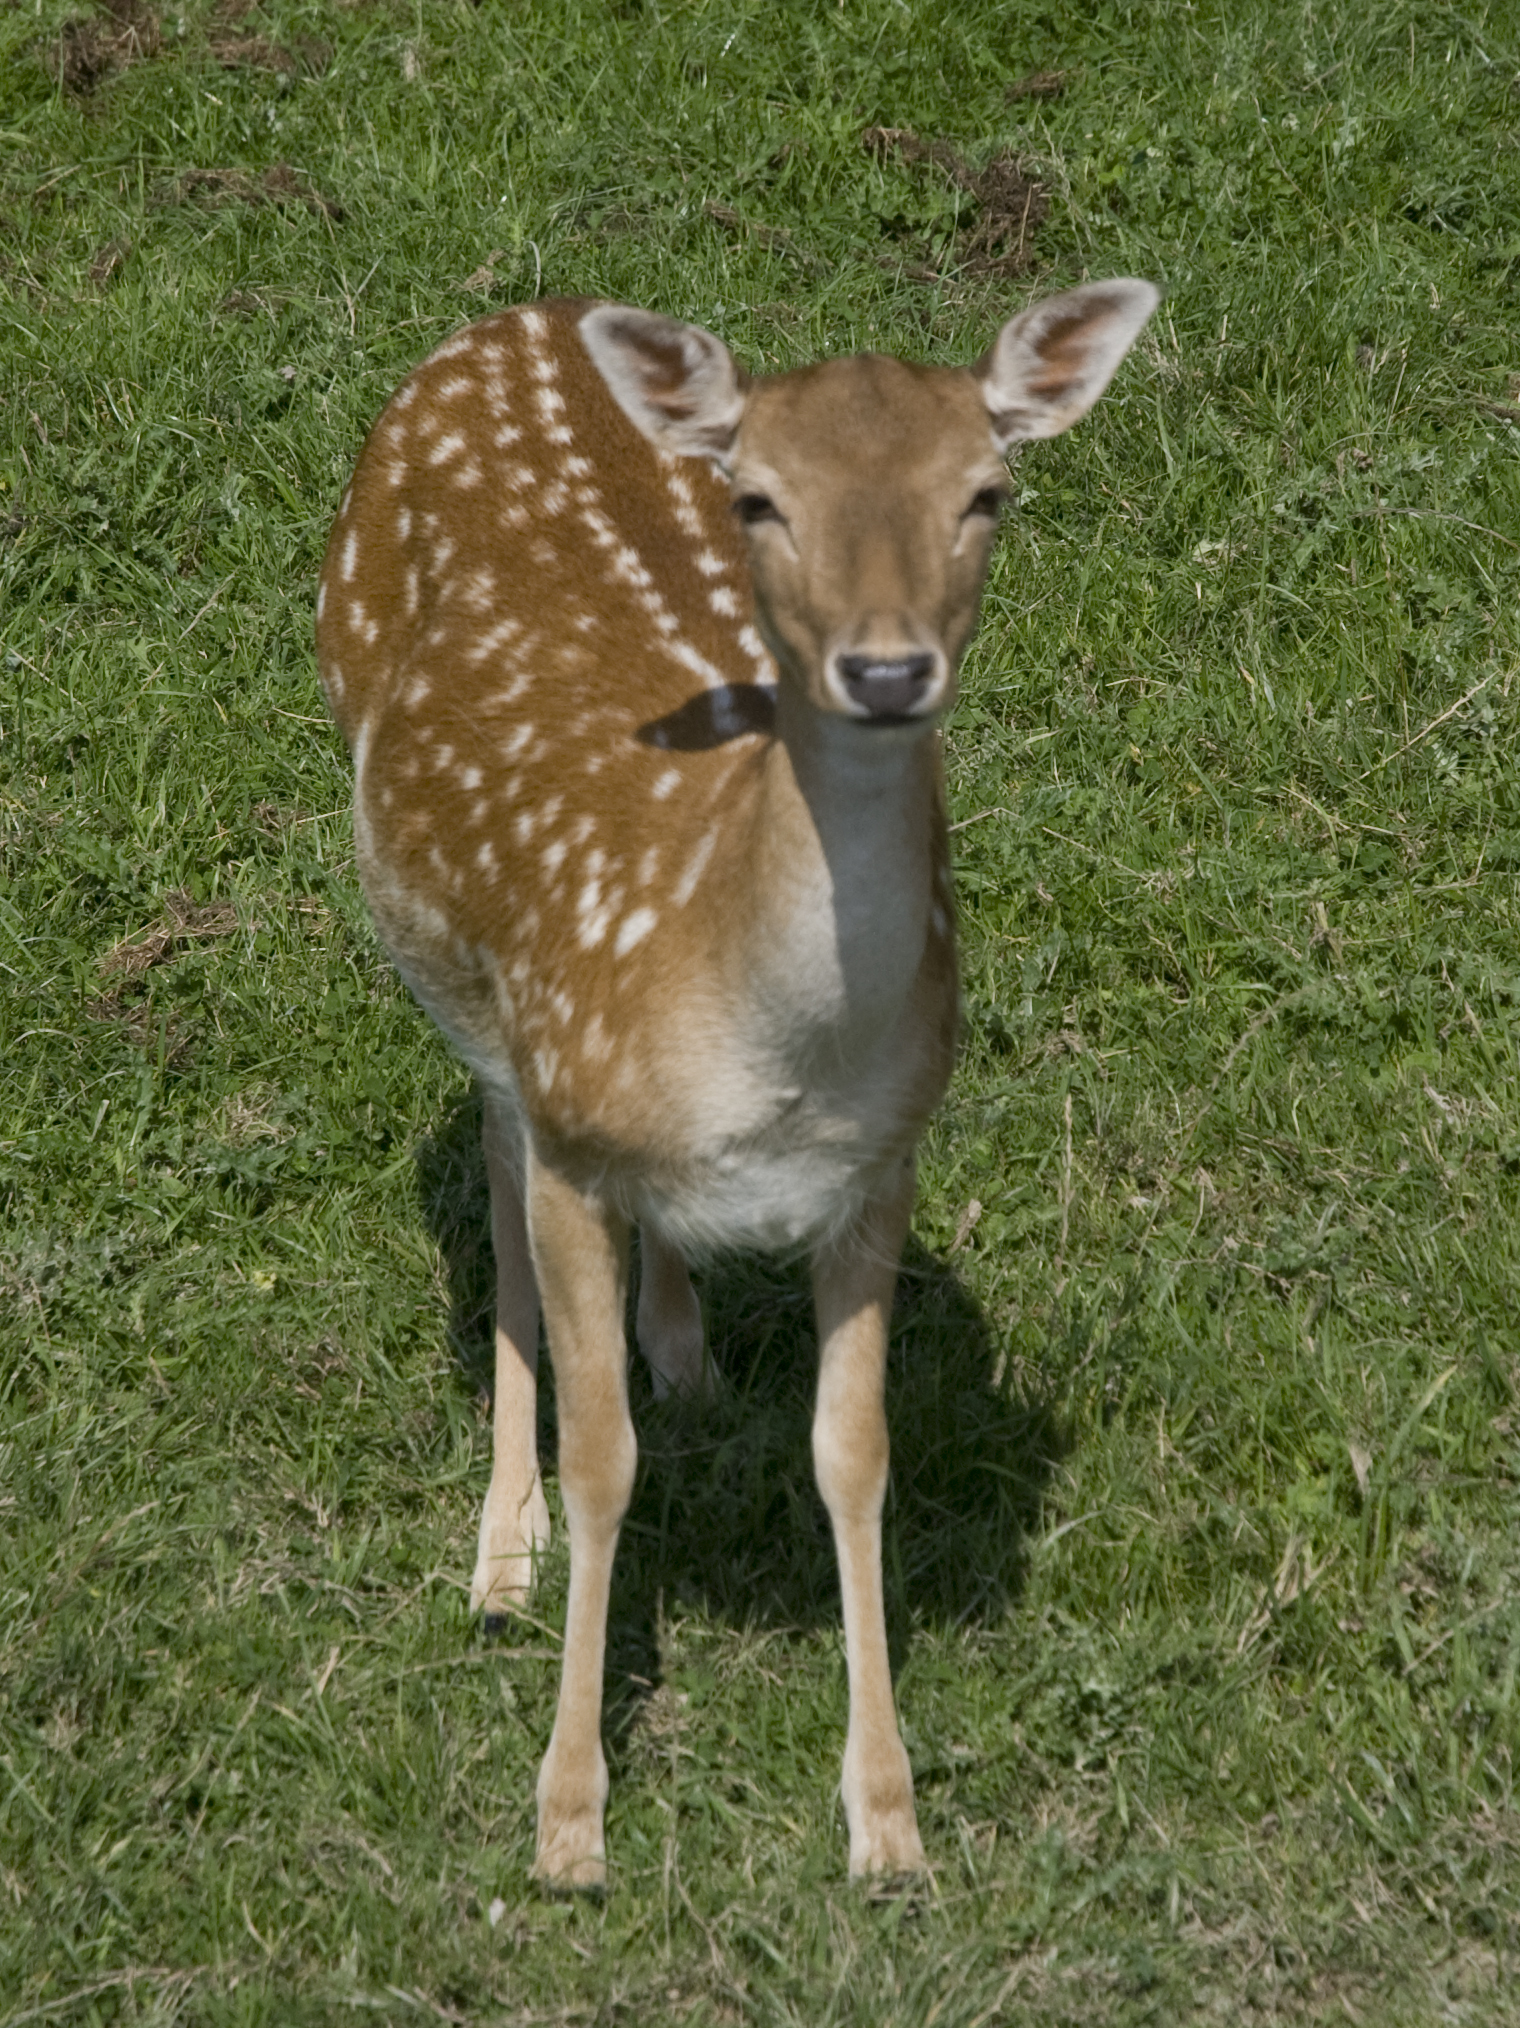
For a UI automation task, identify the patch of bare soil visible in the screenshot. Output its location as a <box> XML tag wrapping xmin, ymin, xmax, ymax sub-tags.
<box><xmin>207</xmin><ymin>9</ymin><xmax>331</xmax><ymax>79</ymax></box>
<box><xmin>250</xmin><ymin>799</ymin><xmax>317</xmax><ymax>838</ymax></box>
<box><xmin>47</xmin><ymin>0</ymin><xmax>160</xmax><ymax>95</ymax></box>
<box><xmin>86</xmin><ymin>237</ymin><xmax>130</xmax><ymax>287</ymax></box>
<box><xmin>1006</xmin><ymin>68</ymin><xmax>1069</xmax><ymax>101</ymax></box>
<box><xmin>863</xmin><ymin>126</ymin><xmax>1049</xmax><ymax>281</ymax></box>
<box><xmin>158</xmin><ymin>163</ymin><xmax>344</xmax><ymax>221</ymax></box>
<box><xmin>47</xmin><ymin>0</ymin><xmax>328</xmax><ymax>96</ymax></box>
<box><xmin>211</xmin><ymin>287</ymin><xmax>295</xmax><ymax>322</ymax></box>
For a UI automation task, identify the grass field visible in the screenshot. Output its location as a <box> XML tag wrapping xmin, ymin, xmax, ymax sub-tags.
<box><xmin>4</xmin><ymin>0</ymin><xmax>1520</xmax><ymax>2019</ymax></box>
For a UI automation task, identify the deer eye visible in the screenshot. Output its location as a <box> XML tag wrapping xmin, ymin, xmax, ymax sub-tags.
<box><xmin>966</xmin><ymin>486</ymin><xmax>1007</xmax><ymax>520</ymax></box>
<box><xmin>734</xmin><ymin>492</ymin><xmax>781</xmax><ymax>526</ymax></box>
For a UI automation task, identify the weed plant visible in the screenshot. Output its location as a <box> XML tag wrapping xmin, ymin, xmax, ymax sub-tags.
<box><xmin>3</xmin><ymin>0</ymin><xmax>1520</xmax><ymax>2021</ymax></box>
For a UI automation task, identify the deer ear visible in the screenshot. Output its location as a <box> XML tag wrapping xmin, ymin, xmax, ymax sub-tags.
<box><xmin>976</xmin><ymin>279</ymin><xmax>1159</xmax><ymax>450</ymax></box>
<box><xmin>579</xmin><ymin>305</ymin><xmax>748</xmax><ymax>465</ymax></box>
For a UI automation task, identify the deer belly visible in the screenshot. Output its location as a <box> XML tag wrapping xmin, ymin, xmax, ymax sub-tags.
<box><xmin>632</xmin><ymin>1119</ymin><xmax>904</xmax><ymax>1257</ymax></box>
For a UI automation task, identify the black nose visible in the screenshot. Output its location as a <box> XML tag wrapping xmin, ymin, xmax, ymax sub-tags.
<box><xmin>835</xmin><ymin>653</ymin><xmax>937</xmax><ymax>721</ymax></box>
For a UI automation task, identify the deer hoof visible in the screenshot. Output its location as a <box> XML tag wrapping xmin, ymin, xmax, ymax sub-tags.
<box><xmin>469</xmin><ymin>1472</ymin><xmax>551</xmax><ymax>1613</ymax></box>
<box><xmin>532</xmin><ymin>1820</ymin><xmax>607</xmax><ymax>1895</ymax></box>
<box><xmin>848</xmin><ymin>1816</ymin><xmax>927</xmax><ymax>1883</ymax></box>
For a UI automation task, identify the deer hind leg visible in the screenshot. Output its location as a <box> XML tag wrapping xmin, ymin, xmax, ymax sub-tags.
<box><xmin>635</xmin><ymin>1223</ymin><xmax>709</xmax><ymax>1400</ymax></box>
<box><xmin>470</xmin><ymin>1092</ymin><xmax>552</xmax><ymax>1616</ymax></box>
<box><xmin>811</xmin><ymin>1155</ymin><xmax>926</xmax><ymax>1882</ymax></box>
<box><xmin>527</xmin><ymin>1147</ymin><xmax>636</xmax><ymax>1891</ymax></box>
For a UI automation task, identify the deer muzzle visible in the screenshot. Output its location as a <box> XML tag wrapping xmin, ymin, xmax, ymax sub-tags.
<box><xmin>831</xmin><ymin>651</ymin><xmax>944</xmax><ymax>723</ymax></box>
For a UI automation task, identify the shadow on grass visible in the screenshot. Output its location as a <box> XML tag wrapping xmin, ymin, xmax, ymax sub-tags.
<box><xmin>414</xmin><ymin>1091</ymin><xmax>1065</xmax><ymax>1738</ymax></box>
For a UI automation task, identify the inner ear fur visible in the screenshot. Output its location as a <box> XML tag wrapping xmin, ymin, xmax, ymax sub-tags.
<box><xmin>976</xmin><ymin>279</ymin><xmax>1160</xmax><ymax>449</ymax></box>
<box><xmin>579</xmin><ymin>305</ymin><xmax>749</xmax><ymax>463</ymax></box>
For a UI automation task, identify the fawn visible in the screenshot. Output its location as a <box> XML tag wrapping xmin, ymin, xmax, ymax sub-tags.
<box><xmin>317</xmin><ymin>279</ymin><xmax>1157</xmax><ymax>1886</ymax></box>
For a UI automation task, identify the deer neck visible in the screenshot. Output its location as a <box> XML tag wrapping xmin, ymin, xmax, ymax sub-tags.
<box><xmin>738</xmin><ymin>683</ymin><xmax>942</xmax><ymax>1058</ymax></box>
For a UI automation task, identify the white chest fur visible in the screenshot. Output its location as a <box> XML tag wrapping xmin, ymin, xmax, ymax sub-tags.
<box><xmin>611</xmin><ymin>728</ymin><xmax>948</xmax><ymax>1254</ymax></box>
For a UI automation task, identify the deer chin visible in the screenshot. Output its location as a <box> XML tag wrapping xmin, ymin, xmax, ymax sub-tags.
<box><xmin>832</xmin><ymin>696</ymin><xmax>947</xmax><ymax>732</ymax></box>
<box><xmin>317</xmin><ymin>275</ymin><xmax>1158</xmax><ymax>1890</ymax></box>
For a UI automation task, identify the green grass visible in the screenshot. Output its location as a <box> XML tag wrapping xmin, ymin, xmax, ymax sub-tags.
<box><xmin>3</xmin><ymin>0</ymin><xmax>1520</xmax><ymax>2019</ymax></box>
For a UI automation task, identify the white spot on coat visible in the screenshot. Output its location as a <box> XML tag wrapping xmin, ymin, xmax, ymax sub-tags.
<box><xmin>614</xmin><ymin>907</ymin><xmax>657</xmax><ymax>956</ymax></box>
<box><xmin>673</xmin><ymin>827</ymin><xmax>717</xmax><ymax>906</ymax></box>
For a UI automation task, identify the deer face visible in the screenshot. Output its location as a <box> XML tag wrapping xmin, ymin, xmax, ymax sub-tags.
<box><xmin>580</xmin><ymin>279</ymin><xmax>1158</xmax><ymax>728</ymax></box>
<box><xmin>727</xmin><ymin>357</ymin><xmax>1008</xmax><ymax>725</ymax></box>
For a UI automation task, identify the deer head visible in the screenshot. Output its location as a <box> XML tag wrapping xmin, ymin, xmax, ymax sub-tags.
<box><xmin>581</xmin><ymin>279</ymin><xmax>1158</xmax><ymax>726</ymax></box>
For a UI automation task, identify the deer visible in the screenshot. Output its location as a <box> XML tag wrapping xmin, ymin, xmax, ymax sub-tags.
<box><xmin>316</xmin><ymin>278</ymin><xmax>1157</xmax><ymax>1889</ymax></box>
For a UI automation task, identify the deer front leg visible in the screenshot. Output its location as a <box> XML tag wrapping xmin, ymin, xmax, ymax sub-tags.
<box><xmin>812</xmin><ymin>1155</ymin><xmax>925</xmax><ymax>1882</ymax></box>
<box><xmin>470</xmin><ymin>1092</ymin><xmax>551</xmax><ymax>1615</ymax></box>
<box><xmin>636</xmin><ymin>1223</ymin><xmax>709</xmax><ymax>1400</ymax></box>
<box><xmin>526</xmin><ymin>1147</ymin><xmax>635</xmax><ymax>1891</ymax></box>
